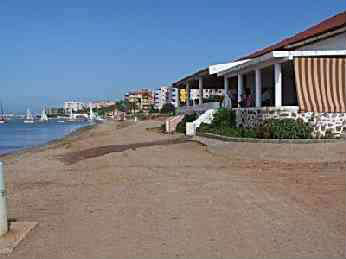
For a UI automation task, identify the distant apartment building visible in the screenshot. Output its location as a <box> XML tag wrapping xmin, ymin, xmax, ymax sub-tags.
<box><xmin>64</xmin><ymin>101</ymin><xmax>85</xmax><ymax>114</ymax></box>
<box><xmin>154</xmin><ymin>86</ymin><xmax>171</xmax><ymax>110</ymax></box>
<box><xmin>88</xmin><ymin>100</ymin><xmax>116</xmax><ymax>109</ymax></box>
<box><xmin>47</xmin><ymin>107</ymin><xmax>64</xmax><ymax>116</ymax></box>
<box><xmin>125</xmin><ymin>89</ymin><xmax>154</xmax><ymax>113</ymax></box>
<box><xmin>170</xmin><ymin>88</ymin><xmax>179</xmax><ymax>108</ymax></box>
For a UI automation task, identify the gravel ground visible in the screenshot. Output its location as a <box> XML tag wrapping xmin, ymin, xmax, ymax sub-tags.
<box><xmin>0</xmin><ymin>120</ymin><xmax>345</xmax><ymax>258</ymax></box>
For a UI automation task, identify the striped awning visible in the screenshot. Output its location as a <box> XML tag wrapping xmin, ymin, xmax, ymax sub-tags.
<box><xmin>294</xmin><ymin>57</ymin><xmax>346</xmax><ymax>112</ymax></box>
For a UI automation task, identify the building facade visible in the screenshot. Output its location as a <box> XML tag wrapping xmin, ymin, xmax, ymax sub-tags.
<box><xmin>170</xmin><ymin>88</ymin><xmax>179</xmax><ymax>108</ymax></box>
<box><xmin>126</xmin><ymin>89</ymin><xmax>154</xmax><ymax>114</ymax></box>
<box><xmin>88</xmin><ymin>101</ymin><xmax>116</xmax><ymax>109</ymax></box>
<box><xmin>154</xmin><ymin>86</ymin><xmax>171</xmax><ymax>110</ymax></box>
<box><xmin>64</xmin><ymin>101</ymin><xmax>85</xmax><ymax>114</ymax></box>
<box><xmin>209</xmin><ymin>11</ymin><xmax>346</xmax><ymax>137</ymax></box>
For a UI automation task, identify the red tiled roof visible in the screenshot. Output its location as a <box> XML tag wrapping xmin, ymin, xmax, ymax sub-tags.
<box><xmin>239</xmin><ymin>11</ymin><xmax>346</xmax><ymax>60</ymax></box>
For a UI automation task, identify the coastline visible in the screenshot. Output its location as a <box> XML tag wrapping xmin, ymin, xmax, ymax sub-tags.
<box><xmin>0</xmin><ymin>122</ymin><xmax>98</xmax><ymax>160</ymax></box>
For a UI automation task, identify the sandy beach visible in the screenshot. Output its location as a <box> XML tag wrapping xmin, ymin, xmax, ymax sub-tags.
<box><xmin>0</xmin><ymin>120</ymin><xmax>345</xmax><ymax>258</ymax></box>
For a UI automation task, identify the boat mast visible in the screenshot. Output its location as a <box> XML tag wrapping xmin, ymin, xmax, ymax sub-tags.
<box><xmin>0</xmin><ymin>103</ymin><xmax>3</xmax><ymax>120</ymax></box>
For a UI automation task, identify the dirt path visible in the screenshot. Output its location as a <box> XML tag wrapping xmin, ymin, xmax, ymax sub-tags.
<box><xmin>0</xmin><ymin>120</ymin><xmax>345</xmax><ymax>258</ymax></box>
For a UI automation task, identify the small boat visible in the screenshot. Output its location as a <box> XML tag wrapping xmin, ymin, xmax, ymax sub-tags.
<box><xmin>40</xmin><ymin>108</ymin><xmax>48</xmax><ymax>122</ymax></box>
<box><xmin>24</xmin><ymin>109</ymin><xmax>35</xmax><ymax>123</ymax></box>
<box><xmin>0</xmin><ymin>103</ymin><xmax>8</xmax><ymax>124</ymax></box>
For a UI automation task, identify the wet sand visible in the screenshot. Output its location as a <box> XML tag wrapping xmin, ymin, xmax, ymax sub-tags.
<box><xmin>0</xmin><ymin>120</ymin><xmax>345</xmax><ymax>258</ymax></box>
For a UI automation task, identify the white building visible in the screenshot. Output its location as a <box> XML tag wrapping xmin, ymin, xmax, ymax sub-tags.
<box><xmin>209</xmin><ymin>11</ymin><xmax>346</xmax><ymax>136</ymax></box>
<box><xmin>88</xmin><ymin>101</ymin><xmax>116</xmax><ymax>109</ymax></box>
<box><xmin>64</xmin><ymin>101</ymin><xmax>85</xmax><ymax>114</ymax></box>
<box><xmin>154</xmin><ymin>86</ymin><xmax>171</xmax><ymax>110</ymax></box>
<box><xmin>170</xmin><ymin>88</ymin><xmax>179</xmax><ymax>108</ymax></box>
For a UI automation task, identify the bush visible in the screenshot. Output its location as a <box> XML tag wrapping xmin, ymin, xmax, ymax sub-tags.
<box><xmin>198</xmin><ymin>123</ymin><xmax>257</xmax><ymax>138</ymax></box>
<box><xmin>199</xmin><ymin>114</ymin><xmax>314</xmax><ymax>139</ymax></box>
<box><xmin>211</xmin><ymin>108</ymin><xmax>236</xmax><ymax>128</ymax></box>
<box><xmin>256</xmin><ymin>119</ymin><xmax>313</xmax><ymax>139</ymax></box>
<box><xmin>176</xmin><ymin>113</ymin><xmax>198</xmax><ymax>133</ymax></box>
<box><xmin>160</xmin><ymin>103</ymin><xmax>175</xmax><ymax>115</ymax></box>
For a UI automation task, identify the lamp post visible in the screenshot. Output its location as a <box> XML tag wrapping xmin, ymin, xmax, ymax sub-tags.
<box><xmin>0</xmin><ymin>161</ymin><xmax>8</xmax><ymax>236</ymax></box>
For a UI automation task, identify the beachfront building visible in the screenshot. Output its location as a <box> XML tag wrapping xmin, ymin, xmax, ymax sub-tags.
<box><xmin>154</xmin><ymin>86</ymin><xmax>171</xmax><ymax>110</ymax></box>
<box><xmin>170</xmin><ymin>88</ymin><xmax>179</xmax><ymax>108</ymax></box>
<box><xmin>126</xmin><ymin>89</ymin><xmax>154</xmax><ymax>114</ymax></box>
<box><xmin>46</xmin><ymin>107</ymin><xmax>64</xmax><ymax>116</ymax></box>
<box><xmin>88</xmin><ymin>101</ymin><xmax>116</xmax><ymax>109</ymax></box>
<box><xmin>64</xmin><ymin>101</ymin><xmax>85</xmax><ymax>114</ymax></box>
<box><xmin>209</xmin><ymin>11</ymin><xmax>346</xmax><ymax>136</ymax></box>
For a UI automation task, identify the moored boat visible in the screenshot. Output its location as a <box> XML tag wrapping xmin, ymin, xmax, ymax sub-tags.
<box><xmin>24</xmin><ymin>109</ymin><xmax>35</xmax><ymax>123</ymax></box>
<box><xmin>0</xmin><ymin>103</ymin><xmax>8</xmax><ymax>124</ymax></box>
<box><xmin>40</xmin><ymin>108</ymin><xmax>48</xmax><ymax>122</ymax></box>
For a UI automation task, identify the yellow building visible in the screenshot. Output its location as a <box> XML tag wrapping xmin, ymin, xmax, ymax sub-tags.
<box><xmin>179</xmin><ymin>89</ymin><xmax>187</xmax><ymax>103</ymax></box>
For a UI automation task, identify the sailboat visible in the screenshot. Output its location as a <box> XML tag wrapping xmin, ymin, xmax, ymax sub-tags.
<box><xmin>24</xmin><ymin>108</ymin><xmax>34</xmax><ymax>123</ymax></box>
<box><xmin>89</xmin><ymin>103</ymin><xmax>95</xmax><ymax>121</ymax></box>
<box><xmin>0</xmin><ymin>103</ymin><xmax>7</xmax><ymax>124</ymax></box>
<box><xmin>40</xmin><ymin>108</ymin><xmax>48</xmax><ymax>122</ymax></box>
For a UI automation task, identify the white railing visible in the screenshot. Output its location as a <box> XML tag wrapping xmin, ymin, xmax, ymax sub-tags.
<box><xmin>186</xmin><ymin>109</ymin><xmax>217</xmax><ymax>136</ymax></box>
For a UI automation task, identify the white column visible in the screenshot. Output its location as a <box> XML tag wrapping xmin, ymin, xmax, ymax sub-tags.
<box><xmin>275</xmin><ymin>63</ymin><xmax>282</xmax><ymax>107</ymax></box>
<box><xmin>237</xmin><ymin>73</ymin><xmax>243</xmax><ymax>107</ymax></box>
<box><xmin>255</xmin><ymin>69</ymin><xmax>262</xmax><ymax>107</ymax></box>
<box><xmin>198</xmin><ymin>77</ymin><xmax>203</xmax><ymax>105</ymax></box>
<box><xmin>186</xmin><ymin>81</ymin><xmax>190</xmax><ymax>107</ymax></box>
<box><xmin>224</xmin><ymin>76</ymin><xmax>230</xmax><ymax>108</ymax></box>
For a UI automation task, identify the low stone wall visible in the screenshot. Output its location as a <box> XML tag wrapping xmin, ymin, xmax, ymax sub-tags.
<box><xmin>234</xmin><ymin>107</ymin><xmax>346</xmax><ymax>137</ymax></box>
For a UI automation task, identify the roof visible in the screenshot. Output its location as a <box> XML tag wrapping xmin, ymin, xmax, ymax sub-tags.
<box><xmin>173</xmin><ymin>11</ymin><xmax>346</xmax><ymax>86</ymax></box>
<box><xmin>239</xmin><ymin>11</ymin><xmax>346</xmax><ymax>60</ymax></box>
<box><xmin>173</xmin><ymin>67</ymin><xmax>209</xmax><ymax>87</ymax></box>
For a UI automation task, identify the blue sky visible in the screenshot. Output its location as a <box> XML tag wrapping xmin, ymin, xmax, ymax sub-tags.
<box><xmin>0</xmin><ymin>1</ymin><xmax>344</xmax><ymax>112</ymax></box>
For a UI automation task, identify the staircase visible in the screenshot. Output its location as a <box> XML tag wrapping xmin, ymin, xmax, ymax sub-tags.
<box><xmin>186</xmin><ymin>109</ymin><xmax>216</xmax><ymax>136</ymax></box>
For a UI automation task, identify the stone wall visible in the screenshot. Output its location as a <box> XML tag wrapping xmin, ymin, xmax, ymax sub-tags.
<box><xmin>234</xmin><ymin>106</ymin><xmax>346</xmax><ymax>137</ymax></box>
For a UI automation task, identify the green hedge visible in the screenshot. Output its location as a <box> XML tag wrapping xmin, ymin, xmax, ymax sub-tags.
<box><xmin>256</xmin><ymin>119</ymin><xmax>313</xmax><ymax>139</ymax></box>
<box><xmin>198</xmin><ymin>109</ymin><xmax>315</xmax><ymax>139</ymax></box>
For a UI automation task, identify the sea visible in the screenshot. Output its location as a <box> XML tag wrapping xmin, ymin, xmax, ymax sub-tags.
<box><xmin>0</xmin><ymin>119</ymin><xmax>92</xmax><ymax>155</ymax></box>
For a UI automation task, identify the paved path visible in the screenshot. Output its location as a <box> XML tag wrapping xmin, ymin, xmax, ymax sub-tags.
<box><xmin>1</xmin><ymin>121</ymin><xmax>345</xmax><ymax>258</ymax></box>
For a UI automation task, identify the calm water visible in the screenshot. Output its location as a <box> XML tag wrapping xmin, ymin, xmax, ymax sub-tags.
<box><xmin>0</xmin><ymin>119</ymin><xmax>92</xmax><ymax>155</ymax></box>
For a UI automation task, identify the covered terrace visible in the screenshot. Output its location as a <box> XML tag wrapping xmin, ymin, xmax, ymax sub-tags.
<box><xmin>211</xmin><ymin>50</ymin><xmax>346</xmax><ymax>110</ymax></box>
<box><xmin>172</xmin><ymin>68</ymin><xmax>224</xmax><ymax>113</ymax></box>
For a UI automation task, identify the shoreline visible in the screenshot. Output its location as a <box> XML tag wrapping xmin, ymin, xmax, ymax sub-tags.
<box><xmin>0</xmin><ymin>121</ymin><xmax>98</xmax><ymax>160</ymax></box>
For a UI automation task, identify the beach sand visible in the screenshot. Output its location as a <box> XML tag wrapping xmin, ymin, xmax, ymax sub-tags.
<box><xmin>0</xmin><ymin>120</ymin><xmax>345</xmax><ymax>258</ymax></box>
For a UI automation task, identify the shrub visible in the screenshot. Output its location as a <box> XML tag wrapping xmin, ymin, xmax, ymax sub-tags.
<box><xmin>176</xmin><ymin>113</ymin><xmax>198</xmax><ymax>133</ymax></box>
<box><xmin>256</xmin><ymin>119</ymin><xmax>313</xmax><ymax>139</ymax></box>
<box><xmin>210</xmin><ymin>108</ymin><xmax>236</xmax><ymax>128</ymax></box>
<box><xmin>160</xmin><ymin>103</ymin><xmax>176</xmax><ymax>115</ymax></box>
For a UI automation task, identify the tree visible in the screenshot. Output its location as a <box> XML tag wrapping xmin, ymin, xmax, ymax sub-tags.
<box><xmin>160</xmin><ymin>103</ymin><xmax>175</xmax><ymax>114</ymax></box>
<box><xmin>115</xmin><ymin>100</ymin><xmax>127</xmax><ymax>112</ymax></box>
<box><xmin>149</xmin><ymin>105</ymin><xmax>159</xmax><ymax>113</ymax></box>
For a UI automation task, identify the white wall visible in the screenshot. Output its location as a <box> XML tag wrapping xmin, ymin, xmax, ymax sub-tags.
<box><xmin>297</xmin><ymin>31</ymin><xmax>346</xmax><ymax>51</ymax></box>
